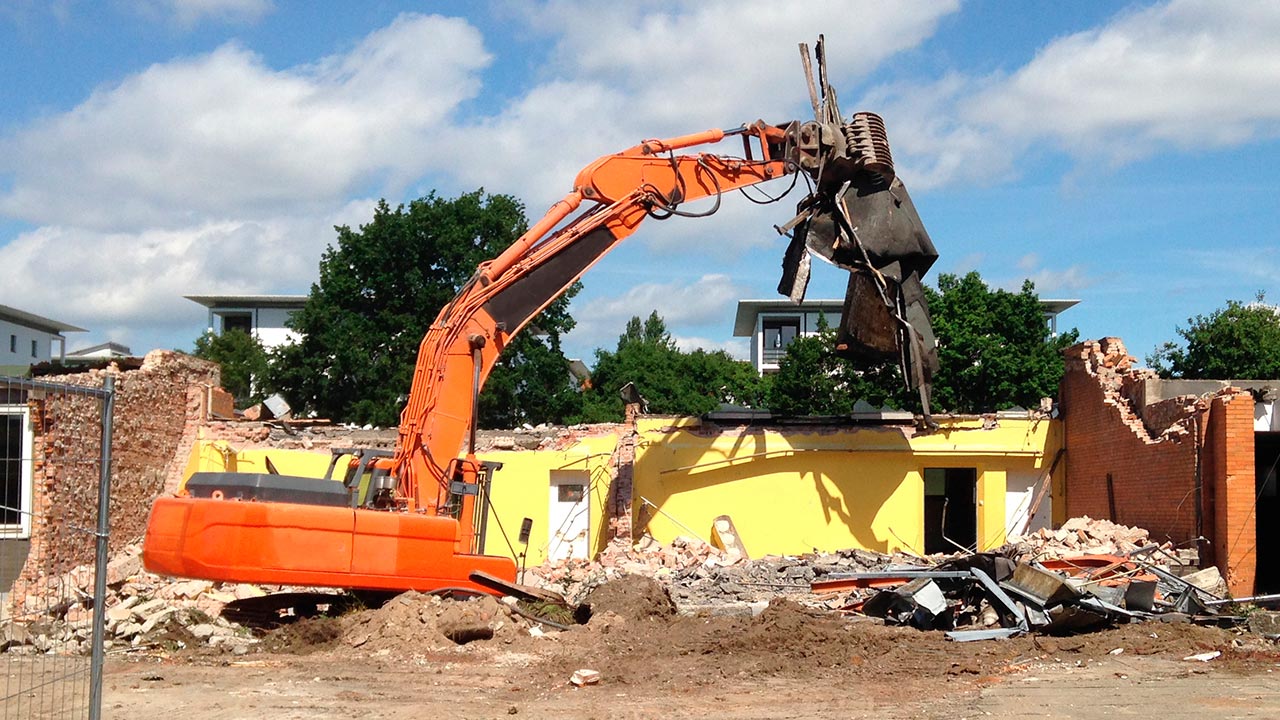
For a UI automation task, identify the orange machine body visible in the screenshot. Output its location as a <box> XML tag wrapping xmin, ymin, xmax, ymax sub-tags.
<box><xmin>143</xmin><ymin>496</ymin><xmax>515</xmax><ymax>593</ymax></box>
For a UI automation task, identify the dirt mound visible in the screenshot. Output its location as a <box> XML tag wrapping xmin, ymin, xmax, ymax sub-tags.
<box><xmin>334</xmin><ymin>592</ymin><xmax>523</xmax><ymax>655</ymax></box>
<box><xmin>580</xmin><ymin>575</ymin><xmax>675</xmax><ymax>622</ymax></box>
<box><xmin>437</xmin><ymin>595</ymin><xmax>508</xmax><ymax>644</ymax></box>
<box><xmin>1032</xmin><ymin>621</ymin><xmax>1239</xmax><ymax>658</ymax></box>
<box><xmin>261</xmin><ymin>616</ymin><xmax>345</xmax><ymax>654</ymax></box>
<box><xmin>339</xmin><ymin>591</ymin><xmax>450</xmax><ymax>653</ymax></box>
<box><xmin>539</xmin><ymin>594</ymin><xmax>1274</xmax><ymax>692</ymax></box>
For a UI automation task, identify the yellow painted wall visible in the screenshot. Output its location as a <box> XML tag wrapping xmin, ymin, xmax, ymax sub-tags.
<box><xmin>476</xmin><ymin>433</ymin><xmax>618</xmax><ymax>567</ymax></box>
<box><xmin>181</xmin><ymin>415</ymin><xmax>1058</xmax><ymax>564</ymax></box>
<box><xmin>632</xmin><ymin>416</ymin><xmax>1060</xmax><ymax>557</ymax></box>
<box><xmin>181</xmin><ymin>440</ymin><xmax>341</xmax><ymax>485</ymax></box>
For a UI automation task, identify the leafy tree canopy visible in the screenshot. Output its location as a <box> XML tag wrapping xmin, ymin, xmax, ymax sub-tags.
<box><xmin>192</xmin><ymin>329</ymin><xmax>269</xmax><ymax>408</ymax></box>
<box><xmin>928</xmin><ymin>272</ymin><xmax>1078</xmax><ymax>413</ymax></box>
<box><xmin>578</xmin><ymin>311</ymin><xmax>766</xmax><ymax>422</ymax></box>
<box><xmin>1147</xmin><ymin>295</ymin><xmax>1280</xmax><ymax>379</ymax></box>
<box><xmin>769</xmin><ymin>271</ymin><xmax>1078</xmax><ymax>415</ymax></box>
<box><xmin>269</xmin><ymin>190</ymin><xmax>580</xmax><ymax>427</ymax></box>
<box><xmin>767</xmin><ymin>315</ymin><xmax>902</xmax><ymax>415</ymax></box>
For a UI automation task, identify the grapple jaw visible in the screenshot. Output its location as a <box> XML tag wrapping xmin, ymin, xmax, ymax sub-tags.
<box><xmin>778</xmin><ymin>38</ymin><xmax>941</xmax><ymax>422</ymax></box>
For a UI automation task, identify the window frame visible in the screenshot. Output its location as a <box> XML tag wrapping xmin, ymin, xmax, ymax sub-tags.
<box><xmin>0</xmin><ymin>404</ymin><xmax>34</xmax><ymax>539</ymax></box>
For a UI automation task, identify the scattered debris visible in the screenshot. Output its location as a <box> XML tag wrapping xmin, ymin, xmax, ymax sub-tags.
<box><xmin>1182</xmin><ymin>650</ymin><xmax>1221</xmax><ymax>662</ymax></box>
<box><xmin>569</xmin><ymin>668</ymin><xmax>601</xmax><ymax>686</ymax></box>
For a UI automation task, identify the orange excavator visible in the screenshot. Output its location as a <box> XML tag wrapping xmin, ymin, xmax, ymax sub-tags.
<box><xmin>143</xmin><ymin>39</ymin><xmax>939</xmax><ymax>596</ymax></box>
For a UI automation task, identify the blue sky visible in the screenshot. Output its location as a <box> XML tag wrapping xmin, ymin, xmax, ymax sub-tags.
<box><xmin>1</xmin><ymin>0</ymin><xmax>1277</xmax><ymax>367</ymax></box>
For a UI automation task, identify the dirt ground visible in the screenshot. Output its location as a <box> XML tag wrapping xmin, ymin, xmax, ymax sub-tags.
<box><xmin>100</xmin><ymin>578</ymin><xmax>1280</xmax><ymax>720</ymax></box>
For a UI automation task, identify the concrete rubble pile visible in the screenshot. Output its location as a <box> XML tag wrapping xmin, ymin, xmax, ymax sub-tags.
<box><xmin>527</xmin><ymin>534</ymin><xmax>917</xmax><ymax>613</ymax></box>
<box><xmin>6</xmin><ymin>517</ymin><xmax>1274</xmax><ymax>656</ymax></box>
<box><xmin>2</xmin><ymin>542</ymin><xmax>282</xmax><ymax>656</ymax></box>
<box><xmin>1003</xmin><ymin>515</ymin><xmax>1180</xmax><ymax>562</ymax></box>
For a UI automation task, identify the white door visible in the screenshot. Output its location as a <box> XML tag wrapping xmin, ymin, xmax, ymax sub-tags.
<box><xmin>547</xmin><ymin>470</ymin><xmax>589</xmax><ymax>562</ymax></box>
<box><xmin>1006</xmin><ymin>470</ymin><xmax>1051</xmax><ymax>537</ymax></box>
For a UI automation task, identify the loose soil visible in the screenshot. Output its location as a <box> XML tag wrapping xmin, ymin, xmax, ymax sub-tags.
<box><xmin>103</xmin><ymin>577</ymin><xmax>1280</xmax><ymax>719</ymax></box>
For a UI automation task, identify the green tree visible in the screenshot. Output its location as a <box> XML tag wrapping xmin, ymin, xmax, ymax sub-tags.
<box><xmin>192</xmin><ymin>329</ymin><xmax>269</xmax><ymax>407</ymax></box>
<box><xmin>769</xmin><ymin>272</ymin><xmax>1077</xmax><ymax>415</ymax></box>
<box><xmin>1147</xmin><ymin>295</ymin><xmax>1280</xmax><ymax>379</ymax></box>
<box><xmin>269</xmin><ymin>191</ymin><xmax>580</xmax><ymax>427</ymax></box>
<box><xmin>578</xmin><ymin>311</ymin><xmax>766</xmax><ymax>422</ymax></box>
<box><xmin>927</xmin><ymin>272</ymin><xmax>1078</xmax><ymax>413</ymax></box>
<box><xmin>479</xmin><ymin>332</ymin><xmax>582</xmax><ymax>428</ymax></box>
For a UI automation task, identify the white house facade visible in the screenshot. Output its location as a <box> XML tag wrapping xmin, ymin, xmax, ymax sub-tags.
<box><xmin>0</xmin><ymin>304</ymin><xmax>85</xmax><ymax>375</ymax></box>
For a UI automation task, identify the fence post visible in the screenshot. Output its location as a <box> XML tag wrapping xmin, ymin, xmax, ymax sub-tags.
<box><xmin>88</xmin><ymin>373</ymin><xmax>115</xmax><ymax>720</ymax></box>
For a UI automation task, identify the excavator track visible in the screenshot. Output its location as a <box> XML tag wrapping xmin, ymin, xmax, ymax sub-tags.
<box><xmin>221</xmin><ymin>592</ymin><xmax>371</xmax><ymax>629</ymax></box>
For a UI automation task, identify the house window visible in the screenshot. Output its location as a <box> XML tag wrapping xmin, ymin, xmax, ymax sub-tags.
<box><xmin>0</xmin><ymin>405</ymin><xmax>33</xmax><ymax>538</ymax></box>
<box><xmin>221</xmin><ymin>312</ymin><xmax>253</xmax><ymax>335</ymax></box>
<box><xmin>7</xmin><ymin>335</ymin><xmax>14</xmax><ymax>354</ymax></box>
<box><xmin>762</xmin><ymin>317</ymin><xmax>801</xmax><ymax>365</ymax></box>
<box><xmin>30</xmin><ymin>340</ymin><xmax>37</xmax><ymax>358</ymax></box>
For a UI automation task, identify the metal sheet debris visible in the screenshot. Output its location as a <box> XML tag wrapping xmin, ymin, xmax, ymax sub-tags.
<box><xmin>811</xmin><ymin>545</ymin><xmax>1250</xmax><ymax>641</ymax></box>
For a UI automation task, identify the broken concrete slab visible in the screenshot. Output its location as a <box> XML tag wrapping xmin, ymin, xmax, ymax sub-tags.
<box><xmin>1247</xmin><ymin>611</ymin><xmax>1280</xmax><ymax>638</ymax></box>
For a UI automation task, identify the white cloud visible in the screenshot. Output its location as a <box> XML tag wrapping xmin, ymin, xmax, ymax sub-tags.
<box><xmin>0</xmin><ymin>6</ymin><xmax>963</xmax><ymax>353</ymax></box>
<box><xmin>993</xmin><ymin>254</ymin><xmax>1095</xmax><ymax>295</ymax></box>
<box><xmin>0</xmin><ymin>199</ymin><xmax>372</xmax><ymax>333</ymax></box>
<box><xmin>531</xmin><ymin>1</ymin><xmax>958</xmax><ymax>128</ymax></box>
<box><xmin>0</xmin><ymin>13</ymin><xmax>489</xmax><ymax>231</ymax></box>
<box><xmin>134</xmin><ymin>0</ymin><xmax>273</xmax><ymax>27</ymax></box>
<box><xmin>566</xmin><ymin>273</ymin><xmax>748</xmax><ymax>353</ymax></box>
<box><xmin>869</xmin><ymin>0</ymin><xmax>1280</xmax><ymax>188</ymax></box>
<box><xmin>445</xmin><ymin>0</ymin><xmax>960</xmax><ymax>212</ymax></box>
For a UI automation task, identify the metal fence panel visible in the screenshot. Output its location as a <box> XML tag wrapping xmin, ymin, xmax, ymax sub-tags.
<box><xmin>0</xmin><ymin>375</ymin><xmax>113</xmax><ymax>720</ymax></box>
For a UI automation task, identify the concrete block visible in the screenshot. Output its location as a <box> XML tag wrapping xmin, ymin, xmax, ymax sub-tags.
<box><xmin>1248</xmin><ymin>611</ymin><xmax>1280</xmax><ymax>637</ymax></box>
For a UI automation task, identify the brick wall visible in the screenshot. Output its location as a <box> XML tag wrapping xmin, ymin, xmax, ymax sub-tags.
<box><xmin>1060</xmin><ymin>339</ymin><xmax>1200</xmax><ymax>543</ymax></box>
<box><xmin>18</xmin><ymin>351</ymin><xmax>220</xmax><ymax>589</ymax></box>
<box><xmin>1204</xmin><ymin>392</ymin><xmax>1257</xmax><ymax>595</ymax></box>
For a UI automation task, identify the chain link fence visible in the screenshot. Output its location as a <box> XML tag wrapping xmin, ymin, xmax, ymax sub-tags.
<box><xmin>1</xmin><ymin>375</ymin><xmax>114</xmax><ymax>720</ymax></box>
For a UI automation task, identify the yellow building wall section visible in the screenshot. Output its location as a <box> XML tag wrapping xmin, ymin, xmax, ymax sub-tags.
<box><xmin>633</xmin><ymin>416</ymin><xmax>1059</xmax><ymax>557</ymax></box>
<box><xmin>181</xmin><ymin>440</ymin><xmax>340</xmax><ymax>484</ymax></box>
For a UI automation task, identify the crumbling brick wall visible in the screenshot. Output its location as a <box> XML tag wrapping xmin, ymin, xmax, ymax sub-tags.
<box><xmin>18</xmin><ymin>351</ymin><xmax>220</xmax><ymax>592</ymax></box>
<box><xmin>1059</xmin><ymin>339</ymin><xmax>1200</xmax><ymax>543</ymax></box>
<box><xmin>1060</xmin><ymin>338</ymin><xmax>1260</xmax><ymax>595</ymax></box>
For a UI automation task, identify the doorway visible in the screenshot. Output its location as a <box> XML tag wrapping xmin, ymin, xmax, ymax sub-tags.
<box><xmin>1256</xmin><ymin>432</ymin><xmax>1280</xmax><ymax>592</ymax></box>
<box><xmin>547</xmin><ymin>470</ymin><xmax>590</xmax><ymax>562</ymax></box>
<box><xmin>924</xmin><ymin>467</ymin><xmax>977</xmax><ymax>554</ymax></box>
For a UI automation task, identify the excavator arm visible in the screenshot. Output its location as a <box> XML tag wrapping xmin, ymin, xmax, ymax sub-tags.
<box><xmin>389</xmin><ymin>122</ymin><xmax>798</xmax><ymax>540</ymax></box>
